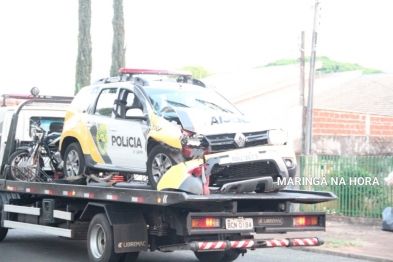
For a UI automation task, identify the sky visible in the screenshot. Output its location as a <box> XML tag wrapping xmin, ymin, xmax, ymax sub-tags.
<box><xmin>0</xmin><ymin>0</ymin><xmax>392</xmax><ymax>96</ymax></box>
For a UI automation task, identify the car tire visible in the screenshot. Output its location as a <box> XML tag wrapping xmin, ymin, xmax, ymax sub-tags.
<box><xmin>147</xmin><ymin>145</ymin><xmax>175</xmax><ymax>190</ymax></box>
<box><xmin>63</xmin><ymin>142</ymin><xmax>86</xmax><ymax>185</ymax></box>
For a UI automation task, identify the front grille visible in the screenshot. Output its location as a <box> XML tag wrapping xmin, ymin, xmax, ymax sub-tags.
<box><xmin>210</xmin><ymin>160</ymin><xmax>280</xmax><ymax>186</ymax></box>
<box><xmin>205</xmin><ymin>131</ymin><xmax>268</xmax><ymax>152</ymax></box>
<box><xmin>245</xmin><ymin>139</ymin><xmax>268</xmax><ymax>147</ymax></box>
<box><xmin>210</xmin><ymin>144</ymin><xmax>236</xmax><ymax>151</ymax></box>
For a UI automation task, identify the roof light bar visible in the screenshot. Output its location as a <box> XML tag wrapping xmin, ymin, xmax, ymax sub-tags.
<box><xmin>2</xmin><ymin>94</ymin><xmax>73</xmax><ymax>100</ymax></box>
<box><xmin>1</xmin><ymin>94</ymin><xmax>74</xmax><ymax>107</ymax></box>
<box><xmin>118</xmin><ymin>68</ymin><xmax>192</xmax><ymax>77</ymax></box>
<box><xmin>2</xmin><ymin>94</ymin><xmax>34</xmax><ymax>99</ymax></box>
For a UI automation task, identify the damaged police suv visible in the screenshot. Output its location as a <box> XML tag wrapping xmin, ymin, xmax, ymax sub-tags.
<box><xmin>59</xmin><ymin>68</ymin><xmax>296</xmax><ymax>194</ymax></box>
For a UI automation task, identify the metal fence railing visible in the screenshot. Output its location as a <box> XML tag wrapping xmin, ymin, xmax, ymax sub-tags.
<box><xmin>299</xmin><ymin>155</ymin><xmax>393</xmax><ymax>218</ymax></box>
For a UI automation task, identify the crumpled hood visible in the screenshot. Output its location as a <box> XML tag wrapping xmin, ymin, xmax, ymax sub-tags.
<box><xmin>171</xmin><ymin>107</ymin><xmax>275</xmax><ymax>135</ymax></box>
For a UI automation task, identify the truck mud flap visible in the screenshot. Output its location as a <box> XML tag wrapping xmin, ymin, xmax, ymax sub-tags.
<box><xmin>159</xmin><ymin>237</ymin><xmax>324</xmax><ymax>252</ymax></box>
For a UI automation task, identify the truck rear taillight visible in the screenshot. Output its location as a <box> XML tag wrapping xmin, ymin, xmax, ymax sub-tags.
<box><xmin>293</xmin><ymin>216</ymin><xmax>319</xmax><ymax>227</ymax></box>
<box><xmin>191</xmin><ymin>218</ymin><xmax>221</xmax><ymax>228</ymax></box>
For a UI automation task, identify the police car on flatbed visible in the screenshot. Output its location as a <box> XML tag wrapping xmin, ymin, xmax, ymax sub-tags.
<box><xmin>59</xmin><ymin>68</ymin><xmax>297</xmax><ymax>194</ymax></box>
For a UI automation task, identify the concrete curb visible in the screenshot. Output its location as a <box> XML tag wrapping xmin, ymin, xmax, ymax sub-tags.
<box><xmin>297</xmin><ymin>247</ymin><xmax>393</xmax><ymax>262</ymax></box>
<box><xmin>327</xmin><ymin>215</ymin><xmax>382</xmax><ymax>227</ymax></box>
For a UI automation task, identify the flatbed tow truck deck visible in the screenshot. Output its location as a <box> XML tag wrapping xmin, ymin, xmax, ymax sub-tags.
<box><xmin>0</xmin><ymin>176</ymin><xmax>336</xmax><ymax>262</ymax></box>
<box><xmin>0</xmin><ymin>92</ymin><xmax>337</xmax><ymax>262</ymax></box>
<box><xmin>1</xmin><ymin>179</ymin><xmax>335</xmax><ymax>206</ymax></box>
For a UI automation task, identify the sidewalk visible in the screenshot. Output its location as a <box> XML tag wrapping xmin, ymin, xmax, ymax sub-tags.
<box><xmin>254</xmin><ymin>219</ymin><xmax>393</xmax><ymax>262</ymax></box>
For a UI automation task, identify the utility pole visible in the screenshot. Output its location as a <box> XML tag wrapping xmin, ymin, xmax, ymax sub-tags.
<box><xmin>305</xmin><ymin>0</ymin><xmax>320</xmax><ymax>155</ymax></box>
<box><xmin>300</xmin><ymin>31</ymin><xmax>306</xmax><ymax>155</ymax></box>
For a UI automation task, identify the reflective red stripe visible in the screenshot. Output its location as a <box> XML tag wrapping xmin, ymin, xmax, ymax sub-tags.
<box><xmin>292</xmin><ymin>238</ymin><xmax>317</xmax><ymax>246</ymax></box>
<box><xmin>210</xmin><ymin>241</ymin><xmax>225</xmax><ymax>249</ymax></box>
<box><xmin>84</xmin><ymin>193</ymin><xmax>94</xmax><ymax>198</ymax></box>
<box><xmin>231</xmin><ymin>241</ymin><xmax>239</xmax><ymax>248</ymax></box>
<box><xmin>269</xmin><ymin>240</ymin><xmax>277</xmax><ymax>247</ymax></box>
<box><xmin>193</xmin><ymin>238</ymin><xmax>320</xmax><ymax>251</ymax></box>
<box><xmin>199</xmin><ymin>242</ymin><xmax>208</xmax><ymax>250</ymax></box>
<box><xmin>107</xmin><ymin>195</ymin><xmax>118</xmax><ymax>200</ymax></box>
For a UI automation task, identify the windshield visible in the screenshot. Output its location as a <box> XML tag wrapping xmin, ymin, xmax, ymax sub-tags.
<box><xmin>144</xmin><ymin>87</ymin><xmax>242</xmax><ymax>115</ymax></box>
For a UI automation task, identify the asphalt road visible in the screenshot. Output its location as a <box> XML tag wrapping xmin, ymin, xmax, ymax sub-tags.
<box><xmin>0</xmin><ymin>229</ymin><xmax>371</xmax><ymax>262</ymax></box>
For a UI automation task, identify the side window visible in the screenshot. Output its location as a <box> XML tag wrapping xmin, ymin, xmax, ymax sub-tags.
<box><xmin>124</xmin><ymin>91</ymin><xmax>144</xmax><ymax>118</ymax></box>
<box><xmin>70</xmin><ymin>86</ymin><xmax>99</xmax><ymax>112</ymax></box>
<box><xmin>125</xmin><ymin>92</ymin><xmax>136</xmax><ymax>109</ymax></box>
<box><xmin>94</xmin><ymin>88</ymin><xmax>118</xmax><ymax>117</ymax></box>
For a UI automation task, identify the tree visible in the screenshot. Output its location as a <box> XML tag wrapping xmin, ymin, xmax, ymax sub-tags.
<box><xmin>179</xmin><ymin>66</ymin><xmax>212</xmax><ymax>79</ymax></box>
<box><xmin>110</xmin><ymin>0</ymin><xmax>126</xmax><ymax>77</ymax></box>
<box><xmin>258</xmin><ymin>57</ymin><xmax>383</xmax><ymax>75</ymax></box>
<box><xmin>75</xmin><ymin>0</ymin><xmax>92</xmax><ymax>95</ymax></box>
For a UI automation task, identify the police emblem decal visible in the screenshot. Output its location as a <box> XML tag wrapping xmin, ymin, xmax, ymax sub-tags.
<box><xmin>96</xmin><ymin>124</ymin><xmax>108</xmax><ymax>155</ymax></box>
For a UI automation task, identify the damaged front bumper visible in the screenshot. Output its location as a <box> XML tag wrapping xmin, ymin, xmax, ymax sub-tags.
<box><xmin>157</xmin><ymin>146</ymin><xmax>293</xmax><ymax>195</ymax></box>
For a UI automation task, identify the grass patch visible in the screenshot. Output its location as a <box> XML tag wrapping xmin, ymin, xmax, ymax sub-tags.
<box><xmin>323</xmin><ymin>238</ymin><xmax>363</xmax><ymax>248</ymax></box>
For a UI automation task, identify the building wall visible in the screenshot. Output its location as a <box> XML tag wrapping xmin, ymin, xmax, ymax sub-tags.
<box><xmin>312</xmin><ymin>108</ymin><xmax>393</xmax><ymax>155</ymax></box>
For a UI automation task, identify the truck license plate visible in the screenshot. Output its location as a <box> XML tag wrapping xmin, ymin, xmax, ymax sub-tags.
<box><xmin>230</xmin><ymin>153</ymin><xmax>258</xmax><ymax>163</ymax></box>
<box><xmin>225</xmin><ymin>218</ymin><xmax>253</xmax><ymax>230</ymax></box>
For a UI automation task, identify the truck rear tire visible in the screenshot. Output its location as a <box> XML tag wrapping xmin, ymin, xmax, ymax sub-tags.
<box><xmin>221</xmin><ymin>250</ymin><xmax>240</xmax><ymax>261</ymax></box>
<box><xmin>119</xmin><ymin>251</ymin><xmax>139</xmax><ymax>262</ymax></box>
<box><xmin>87</xmin><ymin>213</ymin><xmax>120</xmax><ymax>262</ymax></box>
<box><xmin>147</xmin><ymin>145</ymin><xmax>175</xmax><ymax>189</ymax></box>
<box><xmin>194</xmin><ymin>251</ymin><xmax>225</xmax><ymax>262</ymax></box>
<box><xmin>0</xmin><ymin>228</ymin><xmax>7</xmax><ymax>242</ymax></box>
<box><xmin>63</xmin><ymin>142</ymin><xmax>86</xmax><ymax>185</ymax></box>
<box><xmin>0</xmin><ymin>192</ymin><xmax>20</xmax><ymax>242</ymax></box>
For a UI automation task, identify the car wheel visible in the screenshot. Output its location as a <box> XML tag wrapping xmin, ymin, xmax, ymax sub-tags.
<box><xmin>147</xmin><ymin>145</ymin><xmax>175</xmax><ymax>189</ymax></box>
<box><xmin>63</xmin><ymin>142</ymin><xmax>86</xmax><ymax>185</ymax></box>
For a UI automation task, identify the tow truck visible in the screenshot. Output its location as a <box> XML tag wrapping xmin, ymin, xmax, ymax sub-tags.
<box><xmin>0</xmin><ymin>88</ymin><xmax>337</xmax><ymax>262</ymax></box>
